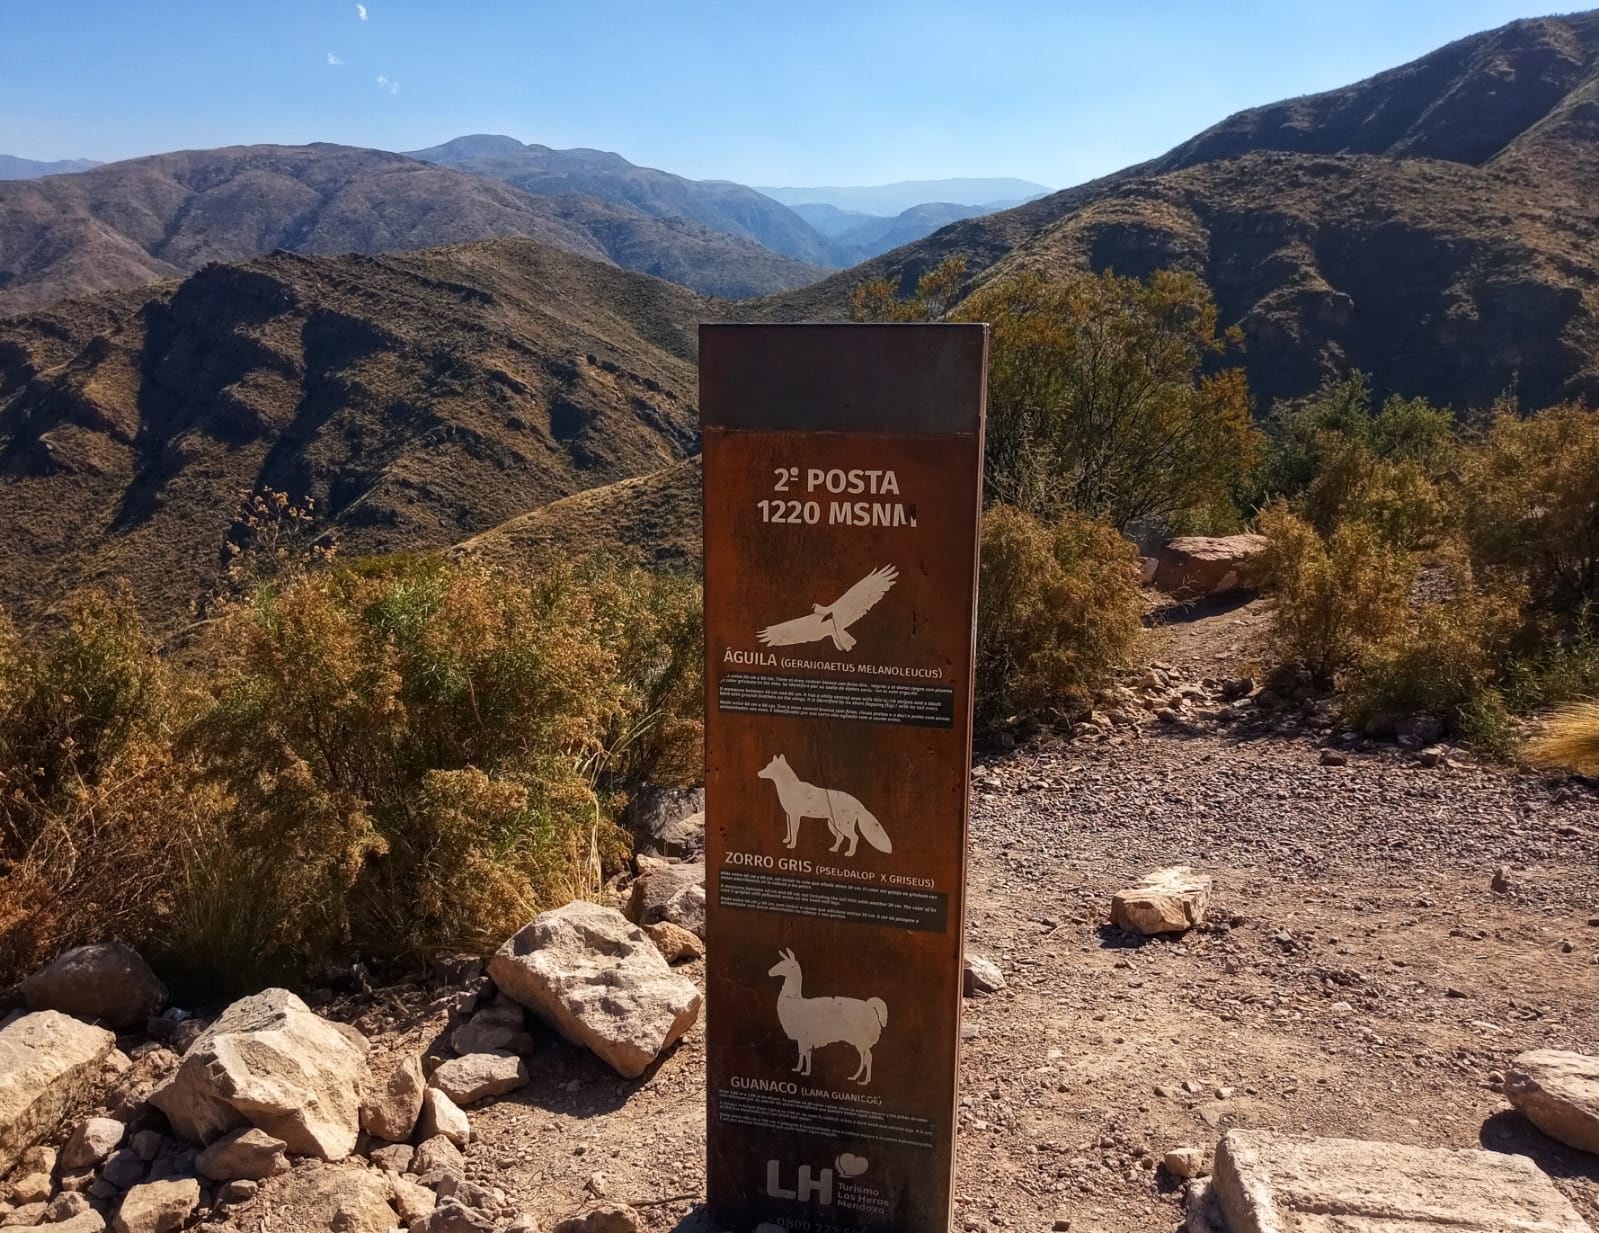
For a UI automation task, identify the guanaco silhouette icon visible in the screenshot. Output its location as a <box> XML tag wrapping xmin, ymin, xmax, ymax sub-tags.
<box><xmin>768</xmin><ymin>948</ymin><xmax>887</xmax><ymax>1084</ymax></box>
<box><xmin>757</xmin><ymin>753</ymin><xmax>892</xmax><ymax>856</ymax></box>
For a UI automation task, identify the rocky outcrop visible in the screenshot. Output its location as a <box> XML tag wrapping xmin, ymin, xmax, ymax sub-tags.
<box><xmin>490</xmin><ymin>902</ymin><xmax>701</xmax><ymax>1079</ymax></box>
<box><xmin>1111</xmin><ymin>867</ymin><xmax>1213</xmax><ymax>935</ymax></box>
<box><xmin>1505</xmin><ymin>1050</ymin><xmax>1599</xmax><ymax>1155</ymax></box>
<box><xmin>0</xmin><ymin>1011</ymin><xmax>117</xmax><ymax>1176</ymax></box>
<box><xmin>1210</xmin><ymin>1129</ymin><xmax>1589</xmax><ymax>1232</ymax></box>
<box><xmin>148</xmin><ymin>988</ymin><xmax>369</xmax><ymax>1160</ymax></box>
<box><xmin>1151</xmin><ymin>536</ymin><xmax>1268</xmax><ymax>600</ymax></box>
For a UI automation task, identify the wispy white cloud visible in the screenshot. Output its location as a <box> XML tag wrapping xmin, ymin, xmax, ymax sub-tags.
<box><xmin>376</xmin><ymin>74</ymin><xmax>399</xmax><ymax>95</ymax></box>
<box><xmin>356</xmin><ymin>3</ymin><xmax>368</xmax><ymax>20</ymax></box>
<box><xmin>326</xmin><ymin>51</ymin><xmax>344</xmax><ymax>66</ymax></box>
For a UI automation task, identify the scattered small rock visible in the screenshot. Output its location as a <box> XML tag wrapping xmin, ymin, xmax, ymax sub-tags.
<box><xmin>62</xmin><ymin>1116</ymin><xmax>125</xmax><ymax>1170</ymax></box>
<box><xmin>360</xmin><ymin>1053</ymin><xmax>427</xmax><ymax>1143</ymax></box>
<box><xmin>552</xmin><ymin>1203</ymin><xmax>642</xmax><ymax>1233</ymax></box>
<box><xmin>429</xmin><ymin>1052</ymin><xmax>528</xmax><ymax>1106</ymax></box>
<box><xmin>111</xmin><ymin>1178</ymin><xmax>199</xmax><ymax>1233</ymax></box>
<box><xmin>418</xmin><ymin>1088</ymin><xmax>471</xmax><ymax>1148</ymax></box>
<box><xmin>1163</xmin><ymin>1146</ymin><xmax>1207</xmax><ymax>1179</ymax></box>
<box><xmin>963</xmin><ymin>954</ymin><xmax>1006</xmax><ymax>996</ymax></box>
<box><xmin>1111</xmin><ymin>867</ymin><xmax>1213</xmax><ymax>935</ymax></box>
<box><xmin>196</xmin><ymin>1127</ymin><xmax>289</xmax><ymax>1181</ymax></box>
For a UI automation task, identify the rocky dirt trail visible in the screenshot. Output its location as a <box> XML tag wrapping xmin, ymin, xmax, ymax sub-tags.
<box><xmin>4</xmin><ymin>596</ymin><xmax>1596</xmax><ymax>1233</ymax></box>
<box><xmin>350</xmin><ymin>596</ymin><xmax>1598</xmax><ymax>1233</ymax></box>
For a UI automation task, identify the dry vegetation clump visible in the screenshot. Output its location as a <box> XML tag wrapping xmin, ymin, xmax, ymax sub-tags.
<box><xmin>975</xmin><ymin>505</ymin><xmax>1144</xmax><ymax>733</ymax></box>
<box><xmin>0</xmin><ymin>555</ymin><xmax>702</xmax><ymax>993</ymax></box>
<box><xmin>1252</xmin><ymin>378</ymin><xmax>1599</xmax><ymax>755</ymax></box>
<box><xmin>1526</xmin><ymin>701</ymin><xmax>1599</xmax><ymax>774</ymax></box>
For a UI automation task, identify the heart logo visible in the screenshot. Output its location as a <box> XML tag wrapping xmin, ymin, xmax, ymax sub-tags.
<box><xmin>835</xmin><ymin>1153</ymin><xmax>869</xmax><ymax>1178</ymax></box>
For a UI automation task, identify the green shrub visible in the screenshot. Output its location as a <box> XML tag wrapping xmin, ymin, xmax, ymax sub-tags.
<box><xmin>975</xmin><ymin>505</ymin><xmax>1144</xmax><ymax>731</ymax></box>
<box><xmin>1461</xmin><ymin>404</ymin><xmax>1599</xmax><ymax>615</ymax></box>
<box><xmin>1340</xmin><ymin>558</ymin><xmax>1521</xmax><ymax>737</ymax></box>
<box><xmin>1256</xmin><ymin>501</ymin><xmax>1415</xmax><ymax>683</ymax></box>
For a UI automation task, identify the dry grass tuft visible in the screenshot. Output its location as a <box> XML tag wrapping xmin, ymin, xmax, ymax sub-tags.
<box><xmin>1526</xmin><ymin>701</ymin><xmax>1599</xmax><ymax>774</ymax></box>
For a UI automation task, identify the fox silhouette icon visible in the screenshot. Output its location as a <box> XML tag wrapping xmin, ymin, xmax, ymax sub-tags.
<box><xmin>757</xmin><ymin>754</ymin><xmax>892</xmax><ymax>856</ymax></box>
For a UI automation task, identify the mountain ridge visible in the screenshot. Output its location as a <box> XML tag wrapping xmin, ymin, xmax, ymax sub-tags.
<box><xmin>0</xmin><ymin>143</ymin><xmax>826</xmax><ymax>315</ymax></box>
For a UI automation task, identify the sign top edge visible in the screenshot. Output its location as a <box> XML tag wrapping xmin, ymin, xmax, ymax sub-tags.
<box><xmin>698</xmin><ymin>322</ymin><xmax>988</xmax><ymax>435</ymax></box>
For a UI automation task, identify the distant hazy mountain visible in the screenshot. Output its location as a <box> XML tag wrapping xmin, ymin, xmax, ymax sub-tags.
<box><xmin>829</xmin><ymin>202</ymin><xmax>990</xmax><ymax>264</ymax></box>
<box><xmin>757</xmin><ymin>178</ymin><xmax>1051</xmax><ymax>216</ymax></box>
<box><xmin>408</xmin><ymin>135</ymin><xmax>836</xmax><ymax>266</ymax></box>
<box><xmin>0</xmin><ymin>154</ymin><xmax>103</xmax><ymax>180</ymax></box>
<box><xmin>0</xmin><ymin>143</ymin><xmax>826</xmax><ymax>315</ymax></box>
<box><xmin>789</xmin><ymin>202</ymin><xmax>880</xmax><ymax>239</ymax></box>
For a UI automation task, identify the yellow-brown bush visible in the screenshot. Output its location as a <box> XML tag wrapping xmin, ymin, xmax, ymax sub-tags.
<box><xmin>1339</xmin><ymin>555</ymin><xmax>1523</xmax><ymax>743</ymax></box>
<box><xmin>975</xmin><ymin>505</ymin><xmax>1144</xmax><ymax>731</ymax></box>
<box><xmin>1460</xmin><ymin>404</ymin><xmax>1599</xmax><ymax>615</ymax></box>
<box><xmin>185</xmin><ymin>555</ymin><xmax>700</xmax><ymax>974</ymax></box>
<box><xmin>0</xmin><ymin>589</ymin><xmax>223</xmax><ymax>983</ymax></box>
<box><xmin>1526</xmin><ymin>701</ymin><xmax>1599</xmax><ymax>774</ymax></box>
<box><xmin>1256</xmin><ymin>501</ymin><xmax>1415</xmax><ymax>683</ymax></box>
<box><xmin>0</xmin><ymin>556</ymin><xmax>706</xmax><ymax>992</ymax></box>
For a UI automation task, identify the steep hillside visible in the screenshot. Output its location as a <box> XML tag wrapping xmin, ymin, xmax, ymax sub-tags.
<box><xmin>408</xmin><ymin>135</ymin><xmax>836</xmax><ymax>267</ymax></box>
<box><xmin>457</xmin><ymin>456</ymin><xmax>702</xmax><ymax>575</ymax></box>
<box><xmin>0</xmin><ymin>144</ymin><xmax>824</xmax><ymax>314</ymax></box>
<box><xmin>754</xmin><ymin>10</ymin><xmax>1599</xmax><ymax>410</ymax></box>
<box><xmin>0</xmin><ymin>238</ymin><xmax>709</xmax><ymax>628</ymax></box>
<box><xmin>0</xmin><ymin>154</ymin><xmax>102</xmax><ymax>180</ymax></box>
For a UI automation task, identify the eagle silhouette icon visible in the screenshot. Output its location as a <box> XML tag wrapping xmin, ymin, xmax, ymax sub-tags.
<box><xmin>757</xmin><ymin>565</ymin><xmax>898</xmax><ymax>653</ymax></box>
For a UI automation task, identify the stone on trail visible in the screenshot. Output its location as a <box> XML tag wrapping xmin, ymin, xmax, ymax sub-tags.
<box><xmin>111</xmin><ymin>1178</ymin><xmax>200</xmax><ymax>1233</ymax></box>
<box><xmin>360</xmin><ymin>1052</ymin><xmax>427</xmax><ymax>1143</ymax></box>
<box><xmin>660</xmin><ymin>883</ymin><xmax>706</xmax><ymax>938</ymax></box>
<box><xmin>429</xmin><ymin>1051</ymin><xmax>528</xmax><ymax>1106</ymax></box>
<box><xmin>195</xmin><ymin>1126</ymin><xmax>289</xmax><ymax>1181</ymax></box>
<box><xmin>410</xmin><ymin>1135</ymin><xmax>465</xmax><ymax>1176</ymax></box>
<box><xmin>0</xmin><ymin>1010</ymin><xmax>116</xmax><ymax>1177</ymax></box>
<box><xmin>369</xmin><ymin>1142</ymin><xmax>415</xmax><ymax>1173</ymax></box>
<box><xmin>1111</xmin><ymin>866</ymin><xmax>1213</xmax><ymax>935</ymax></box>
<box><xmin>1211</xmin><ymin>1128</ymin><xmax>1591</xmax><ymax>1233</ymax></box>
<box><xmin>1151</xmin><ymin>535</ymin><xmax>1268</xmax><ymax>599</ymax></box>
<box><xmin>21</xmin><ymin>944</ymin><xmax>167</xmax><ymax>1031</ymax></box>
<box><xmin>418</xmin><ymin>1088</ymin><xmax>471</xmax><ymax>1148</ymax></box>
<box><xmin>490</xmin><ymin>902</ymin><xmax>701</xmax><ymax>1079</ymax></box>
<box><xmin>148</xmin><ymin>988</ymin><xmax>369</xmax><ymax>1160</ymax></box>
<box><xmin>1163</xmin><ymin>1146</ymin><xmax>1206</xmax><ymax>1179</ymax></box>
<box><xmin>553</xmin><ymin>1203</ymin><xmax>643</xmax><ymax>1233</ymax></box>
<box><xmin>8</xmin><ymin>1170</ymin><xmax>51</xmax><ymax>1203</ymax></box>
<box><xmin>250</xmin><ymin>1164</ymin><xmax>398</xmax><ymax>1233</ymax></box>
<box><xmin>625</xmin><ymin>863</ymin><xmax>705</xmax><ymax>928</ymax></box>
<box><xmin>388</xmin><ymin>1173</ymin><xmax>438</xmax><ymax>1224</ymax></box>
<box><xmin>644</xmin><ymin>920</ymin><xmax>704</xmax><ymax>964</ymax></box>
<box><xmin>411</xmin><ymin>1199</ymin><xmax>496</xmax><ymax>1233</ymax></box>
<box><xmin>1505</xmin><ymin>1050</ymin><xmax>1599</xmax><ymax>1155</ymax></box>
<box><xmin>49</xmin><ymin>1213</ymin><xmax>108</xmax><ymax>1233</ymax></box>
<box><xmin>61</xmin><ymin>1116</ymin><xmax>125</xmax><ymax>1170</ymax></box>
<box><xmin>962</xmin><ymin>954</ymin><xmax>1005</xmax><ymax>996</ymax></box>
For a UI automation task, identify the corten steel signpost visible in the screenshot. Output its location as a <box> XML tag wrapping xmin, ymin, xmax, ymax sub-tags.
<box><xmin>701</xmin><ymin>323</ymin><xmax>988</xmax><ymax>1233</ymax></box>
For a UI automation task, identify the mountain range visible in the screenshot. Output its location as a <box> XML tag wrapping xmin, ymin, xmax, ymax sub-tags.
<box><xmin>0</xmin><ymin>154</ymin><xmax>103</xmax><ymax>180</ymax></box>
<box><xmin>757</xmin><ymin>178</ymin><xmax>1050</xmax><ymax>215</ymax></box>
<box><xmin>760</xmin><ymin>9</ymin><xmax>1599</xmax><ymax>411</ymax></box>
<box><xmin>3</xmin><ymin>7</ymin><xmax>1598</xmax><ymax>629</ymax></box>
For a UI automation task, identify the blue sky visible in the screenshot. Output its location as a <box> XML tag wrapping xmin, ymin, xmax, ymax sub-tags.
<box><xmin>0</xmin><ymin>1</ymin><xmax>1561</xmax><ymax>188</ymax></box>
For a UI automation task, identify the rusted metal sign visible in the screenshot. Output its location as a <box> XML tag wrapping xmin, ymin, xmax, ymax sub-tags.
<box><xmin>701</xmin><ymin>324</ymin><xmax>988</xmax><ymax>1233</ymax></box>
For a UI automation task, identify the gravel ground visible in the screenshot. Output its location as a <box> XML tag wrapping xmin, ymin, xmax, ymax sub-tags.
<box><xmin>277</xmin><ymin>598</ymin><xmax>1599</xmax><ymax>1232</ymax></box>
